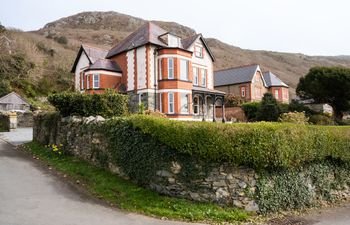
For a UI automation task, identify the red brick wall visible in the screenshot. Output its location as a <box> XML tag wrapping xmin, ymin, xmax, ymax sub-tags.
<box><xmin>216</xmin><ymin>107</ymin><xmax>246</xmax><ymax>122</ymax></box>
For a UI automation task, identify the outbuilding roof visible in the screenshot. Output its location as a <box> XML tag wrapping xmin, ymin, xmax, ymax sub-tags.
<box><xmin>263</xmin><ymin>71</ymin><xmax>289</xmax><ymax>88</ymax></box>
<box><xmin>0</xmin><ymin>92</ymin><xmax>29</xmax><ymax>105</ymax></box>
<box><xmin>214</xmin><ymin>64</ymin><xmax>260</xmax><ymax>86</ymax></box>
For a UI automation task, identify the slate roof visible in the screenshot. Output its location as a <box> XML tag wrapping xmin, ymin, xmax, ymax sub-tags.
<box><xmin>107</xmin><ymin>22</ymin><xmax>168</xmax><ymax>58</ymax></box>
<box><xmin>86</xmin><ymin>59</ymin><xmax>122</xmax><ymax>73</ymax></box>
<box><xmin>0</xmin><ymin>92</ymin><xmax>29</xmax><ymax>105</ymax></box>
<box><xmin>263</xmin><ymin>71</ymin><xmax>289</xmax><ymax>88</ymax></box>
<box><xmin>214</xmin><ymin>64</ymin><xmax>260</xmax><ymax>86</ymax></box>
<box><xmin>71</xmin><ymin>45</ymin><xmax>108</xmax><ymax>72</ymax></box>
<box><xmin>182</xmin><ymin>34</ymin><xmax>201</xmax><ymax>49</ymax></box>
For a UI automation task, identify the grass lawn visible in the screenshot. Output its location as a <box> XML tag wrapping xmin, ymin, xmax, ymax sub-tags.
<box><xmin>23</xmin><ymin>141</ymin><xmax>250</xmax><ymax>224</ymax></box>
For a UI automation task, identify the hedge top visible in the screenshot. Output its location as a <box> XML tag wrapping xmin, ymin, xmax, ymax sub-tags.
<box><xmin>121</xmin><ymin>115</ymin><xmax>350</xmax><ymax>170</ymax></box>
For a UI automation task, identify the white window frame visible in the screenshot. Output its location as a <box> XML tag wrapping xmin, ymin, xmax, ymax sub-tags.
<box><xmin>241</xmin><ymin>87</ymin><xmax>246</xmax><ymax>97</ymax></box>
<box><xmin>195</xmin><ymin>45</ymin><xmax>203</xmax><ymax>58</ymax></box>
<box><xmin>193</xmin><ymin>67</ymin><xmax>198</xmax><ymax>85</ymax></box>
<box><xmin>168</xmin><ymin>58</ymin><xmax>174</xmax><ymax>79</ymax></box>
<box><xmin>93</xmin><ymin>74</ymin><xmax>100</xmax><ymax>89</ymax></box>
<box><xmin>180</xmin><ymin>59</ymin><xmax>188</xmax><ymax>81</ymax></box>
<box><xmin>159</xmin><ymin>93</ymin><xmax>163</xmax><ymax>113</ymax></box>
<box><xmin>275</xmin><ymin>89</ymin><xmax>279</xmax><ymax>99</ymax></box>
<box><xmin>168</xmin><ymin>92</ymin><xmax>174</xmax><ymax>114</ymax></box>
<box><xmin>180</xmin><ymin>93</ymin><xmax>189</xmax><ymax>114</ymax></box>
<box><xmin>201</xmin><ymin>69</ymin><xmax>206</xmax><ymax>87</ymax></box>
<box><xmin>168</xmin><ymin>35</ymin><xmax>180</xmax><ymax>47</ymax></box>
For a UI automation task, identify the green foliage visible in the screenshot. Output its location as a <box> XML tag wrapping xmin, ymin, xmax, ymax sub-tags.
<box><xmin>278</xmin><ymin>103</ymin><xmax>289</xmax><ymax>114</ymax></box>
<box><xmin>36</xmin><ymin>42</ymin><xmax>55</xmax><ymax>56</ymax></box>
<box><xmin>54</xmin><ymin>36</ymin><xmax>68</xmax><ymax>45</ymax></box>
<box><xmin>256</xmin><ymin>93</ymin><xmax>279</xmax><ymax>121</ymax></box>
<box><xmin>297</xmin><ymin>67</ymin><xmax>350</xmax><ymax>120</ymax></box>
<box><xmin>288</xmin><ymin>99</ymin><xmax>316</xmax><ymax>116</ymax></box>
<box><xmin>0</xmin><ymin>80</ymin><xmax>11</xmax><ymax>97</ymax></box>
<box><xmin>48</xmin><ymin>91</ymin><xmax>129</xmax><ymax>117</ymax></box>
<box><xmin>242</xmin><ymin>102</ymin><xmax>260</xmax><ymax>121</ymax></box>
<box><xmin>109</xmin><ymin>115</ymin><xmax>350</xmax><ymax>170</ymax></box>
<box><xmin>257</xmin><ymin>161</ymin><xmax>350</xmax><ymax>213</ymax></box>
<box><xmin>0</xmin><ymin>53</ymin><xmax>35</xmax><ymax>80</ymax></box>
<box><xmin>138</xmin><ymin>102</ymin><xmax>145</xmax><ymax>114</ymax></box>
<box><xmin>278</xmin><ymin>112</ymin><xmax>309</xmax><ymax>124</ymax></box>
<box><xmin>24</xmin><ymin>141</ymin><xmax>249</xmax><ymax>223</ymax></box>
<box><xmin>309</xmin><ymin>114</ymin><xmax>335</xmax><ymax>125</ymax></box>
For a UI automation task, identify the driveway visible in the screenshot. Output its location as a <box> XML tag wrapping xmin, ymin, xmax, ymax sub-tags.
<box><xmin>0</xmin><ymin>127</ymin><xmax>33</xmax><ymax>145</ymax></box>
<box><xmin>0</xmin><ymin>139</ymin><xmax>203</xmax><ymax>225</ymax></box>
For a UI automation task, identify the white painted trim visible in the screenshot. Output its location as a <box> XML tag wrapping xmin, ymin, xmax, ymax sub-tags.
<box><xmin>158</xmin><ymin>54</ymin><xmax>191</xmax><ymax>60</ymax></box>
<box><xmin>136</xmin><ymin>88</ymin><xmax>192</xmax><ymax>94</ymax></box>
<box><xmin>85</xmin><ymin>70</ymin><xmax>122</xmax><ymax>76</ymax></box>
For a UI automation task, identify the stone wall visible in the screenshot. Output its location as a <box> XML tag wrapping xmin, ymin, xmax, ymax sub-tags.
<box><xmin>17</xmin><ymin>111</ymin><xmax>34</xmax><ymax>127</ymax></box>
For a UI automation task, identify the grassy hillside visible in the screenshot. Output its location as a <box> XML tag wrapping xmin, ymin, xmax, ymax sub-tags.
<box><xmin>1</xmin><ymin>11</ymin><xmax>350</xmax><ymax>100</ymax></box>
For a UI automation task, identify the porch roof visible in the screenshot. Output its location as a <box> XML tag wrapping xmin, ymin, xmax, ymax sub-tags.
<box><xmin>192</xmin><ymin>87</ymin><xmax>225</xmax><ymax>95</ymax></box>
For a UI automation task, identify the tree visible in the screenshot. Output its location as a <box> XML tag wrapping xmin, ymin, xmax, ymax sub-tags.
<box><xmin>0</xmin><ymin>80</ymin><xmax>11</xmax><ymax>97</ymax></box>
<box><xmin>297</xmin><ymin>67</ymin><xmax>350</xmax><ymax>121</ymax></box>
<box><xmin>256</xmin><ymin>93</ymin><xmax>279</xmax><ymax>121</ymax></box>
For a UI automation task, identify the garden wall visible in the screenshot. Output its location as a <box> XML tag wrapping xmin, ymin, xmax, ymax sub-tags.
<box><xmin>33</xmin><ymin>113</ymin><xmax>350</xmax><ymax>213</ymax></box>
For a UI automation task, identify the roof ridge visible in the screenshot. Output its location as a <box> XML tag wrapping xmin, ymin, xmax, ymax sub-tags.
<box><xmin>82</xmin><ymin>44</ymin><xmax>108</xmax><ymax>51</ymax></box>
<box><xmin>215</xmin><ymin>64</ymin><xmax>260</xmax><ymax>73</ymax></box>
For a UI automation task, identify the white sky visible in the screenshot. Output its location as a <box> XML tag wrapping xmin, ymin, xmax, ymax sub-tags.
<box><xmin>1</xmin><ymin>0</ymin><xmax>349</xmax><ymax>56</ymax></box>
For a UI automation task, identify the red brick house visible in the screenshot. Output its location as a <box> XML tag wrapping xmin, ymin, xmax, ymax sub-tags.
<box><xmin>214</xmin><ymin>64</ymin><xmax>289</xmax><ymax>103</ymax></box>
<box><xmin>71</xmin><ymin>22</ymin><xmax>225</xmax><ymax>121</ymax></box>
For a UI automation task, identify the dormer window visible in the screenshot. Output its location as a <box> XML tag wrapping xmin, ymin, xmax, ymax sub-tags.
<box><xmin>168</xmin><ymin>34</ymin><xmax>180</xmax><ymax>47</ymax></box>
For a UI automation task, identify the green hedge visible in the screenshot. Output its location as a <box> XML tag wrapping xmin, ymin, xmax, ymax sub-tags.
<box><xmin>122</xmin><ymin>115</ymin><xmax>350</xmax><ymax>170</ymax></box>
<box><xmin>48</xmin><ymin>91</ymin><xmax>129</xmax><ymax>117</ymax></box>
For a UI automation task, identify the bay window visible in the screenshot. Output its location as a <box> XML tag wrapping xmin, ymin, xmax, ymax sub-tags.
<box><xmin>93</xmin><ymin>74</ymin><xmax>100</xmax><ymax>89</ymax></box>
<box><xmin>180</xmin><ymin>59</ymin><xmax>189</xmax><ymax>80</ymax></box>
<box><xmin>193</xmin><ymin>67</ymin><xmax>198</xmax><ymax>85</ymax></box>
<box><xmin>201</xmin><ymin>69</ymin><xmax>206</xmax><ymax>87</ymax></box>
<box><xmin>180</xmin><ymin>93</ymin><xmax>189</xmax><ymax>114</ymax></box>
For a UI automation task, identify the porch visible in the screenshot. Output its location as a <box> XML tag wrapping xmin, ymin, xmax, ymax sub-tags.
<box><xmin>192</xmin><ymin>87</ymin><xmax>225</xmax><ymax>122</ymax></box>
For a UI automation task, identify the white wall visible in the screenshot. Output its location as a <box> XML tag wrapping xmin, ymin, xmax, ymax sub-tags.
<box><xmin>127</xmin><ymin>50</ymin><xmax>135</xmax><ymax>91</ymax></box>
<box><xmin>137</xmin><ymin>46</ymin><xmax>147</xmax><ymax>89</ymax></box>
<box><xmin>189</xmin><ymin>38</ymin><xmax>214</xmax><ymax>89</ymax></box>
<box><xmin>74</xmin><ymin>52</ymin><xmax>90</xmax><ymax>91</ymax></box>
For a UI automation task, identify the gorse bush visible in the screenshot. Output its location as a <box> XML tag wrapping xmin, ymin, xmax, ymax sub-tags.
<box><xmin>48</xmin><ymin>90</ymin><xmax>129</xmax><ymax>117</ymax></box>
<box><xmin>279</xmin><ymin>111</ymin><xmax>309</xmax><ymax>124</ymax></box>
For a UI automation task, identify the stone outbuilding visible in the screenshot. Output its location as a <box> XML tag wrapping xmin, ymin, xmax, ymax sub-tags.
<box><xmin>0</xmin><ymin>92</ymin><xmax>30</xmax><ymax>111</ymax></box>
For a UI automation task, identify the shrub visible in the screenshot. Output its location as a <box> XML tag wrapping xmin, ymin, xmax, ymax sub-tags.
<box><xmin>48</xmin><ymin>91</ymin><xmax>129</xmax><ymax>117</ymax></box>
<box><xmin>0</xmin><ymin>80</ymin><xmax>11</xmax><ymax>97</ymax></box>
<box><xmin>144</xmin><ymin>110</ymin><xmax>166</xmax><ymax>118</ymax></box>
<box><xmin>278</xmin><ymin>103</ymin><xmax>289</xmax><ymax>114</ymax></box>
<box><xmin>257</xmin><ymin>93</ymin><xmax>279</xmax><ymax>121</ymax></box>
<box><xmin>113</xmin><ymin>115</ymin><xmax>350</xmax><ymax>170</ymax></box>
<box><xmin>242</xmin><ymin>102</ymin><xmax>260</xmax><ymax>121</ymax></box>
<box><xmin>288</xmin><ymin>99</ymin><xmax>315</xmax><ymax>116</ymax></box>
<box><xmin>278</xmin><ymin>112</ymin><xmax>309</xmax><ymax>124</ymax></box>
<box><xmin>54</xmin><ymin>36</ymin><xmax>68</xmax><ymax>45</ymax></box>
<box><xmin>225</xmin><ymin>94</ymin><xmax>244</xmax><ymax>107</ymax></box>
<box><xmin>309</xmin><ymin>114</ymin><xmax>335</xmax><ymax>125</ymax></box>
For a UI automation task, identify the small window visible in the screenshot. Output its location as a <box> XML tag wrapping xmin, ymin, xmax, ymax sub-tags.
<box><xmin>168</xmin><ymin>58</ymin><xmax>174</xmax><ymax>79</ymax></box>
<box><xmin>275</xmin><ymin>89</ymin><xmax>279</xmax><ymax>99</ymax></box>
<box><xmin>241</xmin><ymin>87</ymin><xmax>246</xmax><ymax>97</ymax></box>
<box><xmin>195</xmin><ymin>46</ymin><xmax>203</xmax><ymax>58</ymax></box>
<box><xmin>93</xmin><ymin>74</ymin><xmax>100</xmax><ymax>89</ymax></box>
<box><xmin>193</xmin><ymin>96</ymin><xmax>199</xmax><ymax>115</ymax></box>
<box><xmin>168</xmin><ymin>92</ymin><xmax>174</xmax><ymax>114</ymax></box>
<box><xmin>81</xmin><ymin>73</ymin><xmax>84</xmax><ymax>90</ymax></box>
<box><xmin>86</xmin><ymin>75</ymin><xmax>90</xmax><ymax>89</ymax></box>
<box><xmin>193</xmin><ymin>67</ymin><xmax>198</xmax><ymax>85</ymax></box>
<box><xmin>159</xmin><ymin>93</ymin><xmax>163</xmax><ymax>112</ymax></box>
<box><xmin>180</xmin><ymin>93</ymin><xmax>189</xmax><ymax>114</ymax></box>
<box><xmin>159</xmin><ymin>59</ymin><xmax>162</xmax><ymax>80</ymax></box>
<box><xmin>201</xmin><ymin>69</ymin><xmax>206</xmax><ymax>87</ymax></box>
<box><xmin>180</xmin><ymin>60</ymin><xmax>188</xmax><ymax>80</ymax></box>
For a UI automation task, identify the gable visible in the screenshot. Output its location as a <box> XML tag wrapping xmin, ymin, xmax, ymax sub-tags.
<box><xmin>0</xmin><ymin>92</ymin><xmax>29</xmax><ymax>105</ymax></box>
<box><xmin>186</xmin><ymin>35</ymin><xmax>215</xmax><ymax>62</ymax></box>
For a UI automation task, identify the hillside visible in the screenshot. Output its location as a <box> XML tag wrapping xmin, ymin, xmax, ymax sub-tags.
<box><xmin>2</xmin><ymin>11</ymin><xmax>350</xmax><ymax>100</ymax></box>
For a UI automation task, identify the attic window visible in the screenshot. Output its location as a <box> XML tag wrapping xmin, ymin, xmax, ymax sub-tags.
<box><xmin>195</xmin><ymin>45</ymin><xmax>203</xmax><ymax>58</ymax></box>
<box><xmin>168</xmin><ymin>35</ymin><xmax>180</xmax><ymax>47</ymax></box>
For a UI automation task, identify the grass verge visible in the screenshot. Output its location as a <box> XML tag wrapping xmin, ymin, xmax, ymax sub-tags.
<box><xmin>23</xmin><ymin>141</ymin><xmax>250</xmax><ymax>224</ymax></box>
